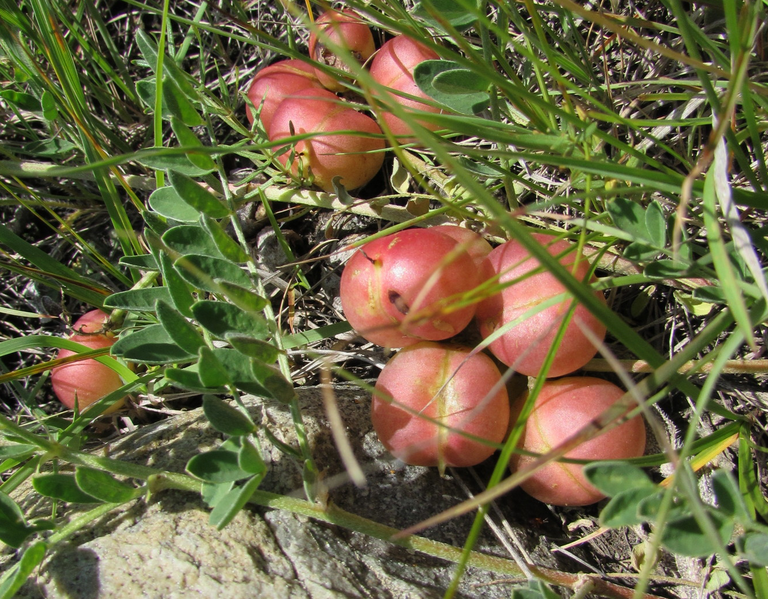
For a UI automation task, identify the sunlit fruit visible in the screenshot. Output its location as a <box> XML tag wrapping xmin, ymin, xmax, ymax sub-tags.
<box><xmin>510</xmin><ymin>377</ymin><xmax>646</xmax><ymax>506</ymax></box>
<box><xmin>308</xmin><ymin>9</ymin><xmax>376</xmax><ymax>92</ymax></box>
<box><xmin>245</xmin><ymin>59</ymin><xmax>324</xmax><ymax>131</ymax></box>
<box><xmin>339</xmin><ymin>228</ymin><xmax>480</xmax><ymax>348</ymax></box>
<box><xmin>372</xmin><ymin>342</ymin><xmax>510</xmax><ymax>468</ymax></box>
<box><xmin>475</xmin><ymin>233</ymin><xmax>606</xmax><ymax>378</ymax></box>
<box><xmin>50</xmin><ymin>310</ymin><xmax>125</xmax><ymax>413</ymax></box>
<box><xmin>269</xmin><ymin>88</ymin><xmax>385</xmax><ymax>192</ymax></box>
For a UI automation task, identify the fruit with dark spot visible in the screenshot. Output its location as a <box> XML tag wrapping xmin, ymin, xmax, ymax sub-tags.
<box><xmin>339</xmin><ymin>228</ymin><xmax>480</xmax><ymax>348</ymax></box>
<box><xmin>308</xmin><ymin>9</ymin><xmax>375</xmax><ymax>92</ymax></box>
<box><xmin>51</xmin><ymin>310</ymin><xmax>125</xmax><ymax>413</ymax></box>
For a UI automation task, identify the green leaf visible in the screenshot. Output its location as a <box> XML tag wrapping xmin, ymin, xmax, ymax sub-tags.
<box><xmin>414</xmin><ymin>60</ymin><xmax>489</xmax><ymax>115</ymax></box>
<box><xmin>156</xmin><ymin>300</ymin><xmax>206</xmax><ymax>354</ymax></box>
<box><xmin>197</xmin><ymin>347</ymin><xmax>232</xmax><ymax>388</ymax></box>
<box><xmin>660</xmin><ymin>509</ymin><xmax>734</xmax><ymax>558</ymax></box>
<box><xmin>251</xmin><ymin>359</ymin><xmax>296</xmax><ymax>403</ymax></box>
<box><xmin>136</xmin><ymin>77</ymin><xmax>202</xmax><ymax>126</ymax></box>
<box><xmin>583</xmin><ymin>461</ymin><xmax>654</xmax><ymax>497</ymax></box>
<box><xmin>170</xmin><ymin>117</ymin><xmax>216</xmax><ymax>171</ymax></box>
<box><xmin>412</xmin><ymin>0</ymin><xmax>477</xmax><ymax>31</ymax></box>
<box><xmin>0</xmin><ymin>445</ymin><xmax>36</xmax><ymax>461</ymax></box>
<box><xmin>148</xmin><ymin>187</ymin><xmax>200</xmax><ymax>223</ymax></box>
<box><xmin>0</xmin><ymin>491</ymin><xmax>33</xmax><ymax>548</ymax></box>
<box><xmin>40</xmin><ymin>90</ymin><xmax>57</xmax><ymax>121</ymax></box>
<box><xmin>226</xmin><ymin>334</ymin><xmax>280</xmax><ymax>363</ymax></box>
<box><xmin>599</xmin><ymin>486</ymin><xmax>658</xmax><ymax>527</ymax></box>
<box><xmin>23</xmin><ymin>138</ymin><xmax>77</xmax><ymax>157</ymax></box>
<box><xmin>119</xmin><ymin>254</ymin><xmax>159</xmax><ymax>271</ymax></box>
<box><xmin>208</xmin><ymin>474</ymin><xmax>264</xmax><ymax>530</ymax></box>
<box><xmin>75</xmin><ymin>467</ymin><xmax>137</xmax><ymax>504</ymax></box>
<box><xmin>0</xmin><ymin>89</ymin><xmax>41</xmax><ymax>111</ymax></box>
<box><xmin>645</xmin><ymin>200</ymin><xmax>667</xmax><ymax>248</ymax></box>
<box><xmin>174</xmin><ymin>254</ymin><xmax>251</xmax><ymax>293</ymax></box>
<box><xmin>202</xmin><ymin>216</ymin><xmax>249</xmax><ymax>264</ymax></box>
<box><xmin>201</xmin><ymin>481</ymin><xmax>234</xmax><ymax>509</ymax></box>
<box><xmin>163</xmin><ymin>225</ymin><xmax>224</xmax><ymax>259</ymax></box>
<box><xmin>739</xmin><ymin>532</ymin><xmax>768</xmax><ymax>566</ymax></box>
<box><xmin>135</xmin><ymin>29</ymin><xmax>201</xmax><ymax>102</ymax></box>
<box><xmin>510</xmin><ymin>580</ymin><xmax>561</xmax><ymax>599</ymax></box>
<box><xmin>635</xmin><ymin>491</ymin><xmax>687</xmax><ymax>522</ymax></box>
<box><xmin>202</xmin><ymin>396</ymin><xmax>256</xmax><ymax>436</ymax></box>
<box><xmin>164</xmin><ymin>366</ymin><xmax>226</xmax><ymax>393</ymax></box>
<box><xmin>139</xmin><ymin>153</ymin><xmax>214</xmax><ymax>177</ymax></box>
<box><xmin>111</xmin><ymin>324</ymin><xmax>196</xmax><ymax>364</ymax></box>
<box><xmin>168</xmin><ymin>170</ymin><xmax>229</xmax><ymax>218</ymax></box>
<box><xmin>644</xmin><ymin>260</ymin><xmax>690</xmax><ymax>279</ymax></box>
<box><xmin>712</xmin><ymin>469</ymin><xmax>749</xmax><ymax>521</ymax></box>
<box><xmin>623</xmin><ymin>241</ymin><xmax>659</xmax><ymax>262</ymax></box>
<box><xmin>607</xmin><ymin>198</ymin><xmax>649</xmax><ymax>242</ymax></box>
<box><xmin>214</xmin><ymin>281</ymin><xmax>268</xmax><ymax>313</ymax></box>
<box><xmin>192</xmin><ymin>300</ymin><xmax>269</xmax><ymax>339</ymax></box>
<box><xmin>103</xmin><ymin>287</ymin><xmax>172</xmax><ymax>311</ymax></box>
<box><xmin>33</xmin><ymin>474</ymin><xmax>102</xmax><ymax>504</ymax></box>
<box><xmin>283</xmin><ymin>320</ymin><xmax>352</xmax><ymax>349</ymax></box>
<box><xmin>238</xmin><ymin>438</ymin><xmax>266</xmax><ymax>476</ymax></box>
<box><xmin>208</xmin><ymin>349</ymin><xmax>271</xmax><ymax>396</ymax></box>
<box><xmin>0</xmin><ymin>541</ymin><xmax>46</xmax><ymax>599</ymax></box>
<box><xmin>158</xmin><ymin>252</ymin><xmax>195</xmax><ymax>318</ymax></box>
<box><xmin>186</xmin><ymin>450</ymin><xmax>252</xmax><ymax>483</ymax></box>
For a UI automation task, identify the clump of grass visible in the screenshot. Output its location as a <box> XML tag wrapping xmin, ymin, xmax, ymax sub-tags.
<box><xmin>0</xmin><ymin>0</ymin><xmax>766</xmax><ymax>597</ymax></box>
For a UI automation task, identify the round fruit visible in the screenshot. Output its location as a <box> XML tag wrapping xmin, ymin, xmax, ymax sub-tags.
<box><xmin>373</xmin><ymin>342</ymin><xmax>510</xmax><ymax>468</ymax></box>
<box><xmin>475</xmin><ymin>233</ymin><xmax>607</xmax><ymax>378</ymax></box>
<box><xmin>510</xmin><ymin>377</ymin><xmax>646</xmax><ymax>506</ymax></box>
<box><xmin>269</xmin><ymin>88</ymin><xmax>385</xmax><ymax>192</ymax></box>
<box><xmin>51</xmin><ymin>310</ymin><xmax>125</xmax><ymax>413</ymax></box>
<box><xmin>430</xmin><ymin>224</ymin><xmax>492</xmax><ymax>266</ymax></box>
<box><xmin>368</xmin><ymin>35</ymin><xmax>442</xmax><ymax>140</ymax></box>
<box><xmin>308</xmin><ymin>9</ymin><xmax>376</xmax><ymax>92</ymax></box>
<box><xmin>245</xmin><ymin>59</ymin><xmax>324</xmax><ymax>131</ymax></box>
<box><xmin>339</xmin><ymin>228</ymin><xmax>480</xmax><ymax>348</ymax></box>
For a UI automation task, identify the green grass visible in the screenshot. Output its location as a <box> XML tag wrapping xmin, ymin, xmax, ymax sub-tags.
<box><xmin>0</xmin><ymin>0</ymin><xmax>767</xmax><ymax>597</ymax></box>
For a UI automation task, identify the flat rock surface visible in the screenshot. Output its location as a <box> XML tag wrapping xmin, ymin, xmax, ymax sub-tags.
<box><xmin>2</xmin><ymin>384</ymin><xmax>656</xmax><ymax>598</ymax></box>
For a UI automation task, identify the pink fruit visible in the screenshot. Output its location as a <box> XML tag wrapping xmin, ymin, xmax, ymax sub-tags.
<box><xmin>308</xmin><ymin>9</ymin><xmax>376</xmax><ymax>92</ymax></box>
<box><xmin>269</xmin><ymin>88</ymin><xmax>385</xmax><ymax>192</ymax></box>
<box><xmin>245</xmin><ymin>59</ymin><xmax>324</xmax><ymax>131</ymax></box>
<box><xmin>430</xmin><ymin>225</ymin><xmax>492</xmax><ymax>266</ymax></box>
<box><xmin>51</xmin><ymin>310</ymin><xmax>124</xmax><ymax>413</ymax></box>
<box><xmin>510</xmin><ymin>377</ymin><xmax>646</xmax><ymax>506</ymax></box>
<box><xmin>369</xmin><ymin>35</ymin><xmax>442</xmax><ymax>140</ymax></box>
<box><xmin>339</xmin><ymin>228</ymin><xmax>480</xmax><ymax>348</ymax></box>
<box><xmin>476</xmin><ymin>233</ymin><xmax>606</xmax><ymax>378</ymax></box>
<box><xmin>373</xmin><ymin>342</ymin><xmax>510</xmax><ymax>467</ymax></box>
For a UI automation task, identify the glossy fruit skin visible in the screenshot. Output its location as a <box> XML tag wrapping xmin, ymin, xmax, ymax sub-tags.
<box><xmin>373</xmin><ymin>342</ymin><xmax>510</xmax><ymax>467</ymax></box>
<box><xmin>339</xmin><ymin>228</ymin><xmax>480</xmax><ymax>348</ymax></box>
<box><xmin>368</xmin><ymin>35</ymin><xmax>442</xmax><ymax>140</ymax></box>
<box><xmin>430</xmin><ymin>225</ymin><xmax>492</xmax><ymax>266</ymax></box>
<box><xmin>510</xmin><ymin>377</ymin><xmax>646</xmax><ymax>506</ymax></box>
<box><xmin>269</xmin><ymin>88</ymin><xmax>385</xmax><ymax>192</ymax></box>
<box><xmin>51</xmin><ymin>310</ymin><xmax>124</xmax><ymax>413</ymax></box>
<box><xmin>308</xmin><ymin>9</ymin><xmax>376</xmax><ymax>92</ymax></box>
<box><xmin>475</xmin><ymin>233</ymin><xmax>606</xmax><ymax>378</ymax></box>
<box><xmin>245</xmin><ymin>59</ymin><xmax>324</xmax><ymax>131</ymax></box>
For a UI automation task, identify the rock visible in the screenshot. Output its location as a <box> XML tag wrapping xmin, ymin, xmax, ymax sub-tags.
<box><xmin>1</xmin><ymin>384</ymin><xmax>653</xmax><ymax>598</ymax></box>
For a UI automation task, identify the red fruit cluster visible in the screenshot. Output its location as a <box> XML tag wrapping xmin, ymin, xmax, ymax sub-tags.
<box><xmin>245</xmin><ymin>10</ymin><xmax>445</xmax><ymax>192</ymax></box>
<box><xmin>50</xmin><ymin>310</ymin><xmax>125</xmax><ymax>413</ymax></box>
<box><xmin>341</xmin><ymin>227</ymin><xmax>646</xmax><ymax>503</ymax></box>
